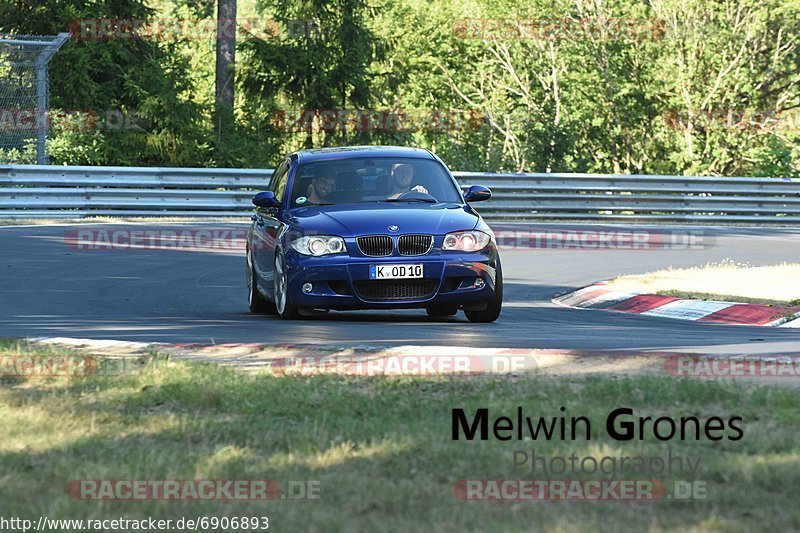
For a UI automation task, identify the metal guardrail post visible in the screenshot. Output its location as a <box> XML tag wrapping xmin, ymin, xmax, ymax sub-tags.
<box><xmin>34</xmin><ymin>34</ymin><xmax>70</xmax><ymax>165</ymax></box>
<box><xmin>0</xmin><ymin>33</ymin><xmax>70</xmax><ymax>165</ymax></box>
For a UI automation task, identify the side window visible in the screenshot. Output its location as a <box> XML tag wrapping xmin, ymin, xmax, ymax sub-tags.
<box><xmin>269</xmin><ymin>160</ymin><xmax>290</xmax><ymax>201</ymax></box>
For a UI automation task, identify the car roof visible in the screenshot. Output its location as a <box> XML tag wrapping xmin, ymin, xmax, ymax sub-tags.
<box><xmin>292</xmin><ymin>146</ymin><xmax>435</xmax><ymax>164</ymax></box>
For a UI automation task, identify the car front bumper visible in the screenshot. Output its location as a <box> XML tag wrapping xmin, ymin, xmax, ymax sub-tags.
<box><xmin>283</xmin><ymin>248</ymin><xmax>500</xmax><ymax>310</ymax></box>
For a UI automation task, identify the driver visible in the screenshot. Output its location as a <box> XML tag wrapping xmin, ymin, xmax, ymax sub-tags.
<box><xmin>307</xmin><ymin>175</ymin><xmax>336</xmax><ymax>204</ymax></box>
<box><xmin>387</xmin><ymin>163</ymin><xmax>428</xmax><ymax>199</ymax></box>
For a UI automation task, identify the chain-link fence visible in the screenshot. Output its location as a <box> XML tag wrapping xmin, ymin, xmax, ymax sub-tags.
<box><xmin>0</xmin><ymin>33</ymin><xmax>69</xmax><ymax>164</ymax></box>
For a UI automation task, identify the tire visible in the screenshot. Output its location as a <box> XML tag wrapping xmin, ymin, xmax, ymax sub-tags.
<box><xmin>247</xmin><ymin>253</ymin><xmax>277</xmax><ymax>314</ymax></box>
<box><xmin>426</xmin><ymin>304</ymin><xmax>458</xmax><ymax>317</ymax></box>
<box><xmin>464</xmin><ymin>260</ymin><xmax>503</xmax><ymax>323</ymax></box>
<box><xmin>274</xmin><ymin>251</ymin><xmax>301</xmax><ymax>320</ymax></box>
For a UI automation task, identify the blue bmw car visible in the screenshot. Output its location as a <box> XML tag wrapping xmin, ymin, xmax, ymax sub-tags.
<box><xmin>246</xmin><ymin>146</ymin><xmax>502</xmax><ymax>322</ymax></box>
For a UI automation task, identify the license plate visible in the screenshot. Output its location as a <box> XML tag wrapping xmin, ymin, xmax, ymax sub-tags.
<box><xmin>369</xmin><ymin>263</ymin><xmax>423</xmax><ymax>280</ymax></box>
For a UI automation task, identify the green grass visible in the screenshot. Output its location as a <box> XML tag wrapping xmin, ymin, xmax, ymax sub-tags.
<box><xmin>608</xmin><ymin>262</ymin><xmax>800</xmax><ymax>306</ymax></box>
<box><xmin>655</xmin><ymin>290</ymin><xmax>800</xmax><ymax>308</ymax></box>
<box><xmin>1</xmin><ymin>339</ymin><xmax>799</xmax><ymax>531</ymax></box>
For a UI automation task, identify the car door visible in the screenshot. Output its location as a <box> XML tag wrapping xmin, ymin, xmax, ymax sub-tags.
<box><xmin>252</xmin><ymin>159</ymin><xmax>290</xmax><ymax>291</ymax></box>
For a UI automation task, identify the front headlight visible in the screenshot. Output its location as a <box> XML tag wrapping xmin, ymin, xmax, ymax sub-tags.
<box><xmin>442</xmin><ymin>230</ymin><xmax>491</xmax><ymax>252</ymax></box>
<box><xmin>290</xmin><ymin>235</ymin><xmax>347</xmax><ymax>256</ymax></box>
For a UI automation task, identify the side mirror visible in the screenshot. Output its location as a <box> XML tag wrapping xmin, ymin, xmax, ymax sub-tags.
<box><xmin>252</xmin><ymin>190</ymin><xmax>280</xmax><ymax>208</ymax></box>
<box><xmin>464</xmin><ymin>185</ymin><xmax>492</xmax><ymax>203</ymax></box>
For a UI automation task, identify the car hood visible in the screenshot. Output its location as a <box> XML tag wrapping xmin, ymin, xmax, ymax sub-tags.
<box><xmin>287</xmin><ymin>203</ymin><xmax>480</xmax><ymax>236</ymax></box>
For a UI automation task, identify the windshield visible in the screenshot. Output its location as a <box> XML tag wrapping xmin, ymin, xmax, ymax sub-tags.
<box><xmin>288</xmin><ymin>157</ymin><xmax>463</xmax><ymax>207</ymax></box>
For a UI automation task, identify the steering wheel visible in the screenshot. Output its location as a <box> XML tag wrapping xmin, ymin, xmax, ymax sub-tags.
<box><xmin>393</xmin><ymin>190</ymin><xmax>435</xmax><ymax>201</ymax></box>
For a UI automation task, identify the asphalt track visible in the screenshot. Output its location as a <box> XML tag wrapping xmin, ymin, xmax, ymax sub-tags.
<box><xmin>0</xmin><ymin>222</ymin><xmax>798</xmax><ymax>356</ymax></box>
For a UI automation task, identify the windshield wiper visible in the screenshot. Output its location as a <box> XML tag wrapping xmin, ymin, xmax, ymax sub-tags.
<box><xmin>385</xmin><ymin>198</ymin><xmax>437</xmax><ymax>203</ymax></box>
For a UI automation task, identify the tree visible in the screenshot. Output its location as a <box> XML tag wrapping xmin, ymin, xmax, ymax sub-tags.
<box><xmin>240</xmin><ymin>0</ymin><xmax>379</xmax><ymax>149</ymax></box>
<box><xmin>215</xmin><ymin>0</ymin><xmax>236</xmax><ymax>152</ymax></box>
<box><xmin>0</xmin><ymin>0</ymin><xmax>208</xmax><ymax>166</ymax></box>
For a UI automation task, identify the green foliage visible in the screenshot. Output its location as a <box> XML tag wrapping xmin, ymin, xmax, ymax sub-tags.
<box><xmin>239</xmin><ymin>0</ymin><xmax>380</xmax><ymax>149</ymax></box>
<box><xmin>1</xmin><ymin>0</ymin><xmax>209</xmax><ymax>166</ymax></box>
<box><xmin>1</xmin><ymin>0</ymin><xmax>798</xmax><ymax>173</ymax></box>
<box><xmin>0</xmin><ymin>142</ymin><xmax>37</xmax><ymax>164</ymax></box>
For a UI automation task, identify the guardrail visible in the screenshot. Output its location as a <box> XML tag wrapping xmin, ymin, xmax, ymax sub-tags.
<box><xmin>0</xmin><ymin>165</ymin><xmax>271</xmax><ymax>218</ymax></box>
<box><xmin>2</xmin><ymin>164</ymin><xmax>799</xmax><ymax>223</ymax></box>
<box><xmin>456</xmin><ymin>172</ymin><xmax>800</xmax><ymax>223</ymax></box>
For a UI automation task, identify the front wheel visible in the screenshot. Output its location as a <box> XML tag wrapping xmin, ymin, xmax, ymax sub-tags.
<box><xmin>274</xmin><ymin>251</ymin><xmax>301</xmax><ymax>320</ymax></box>
<box><xmin>247</xmin><ymin>255</ymin><xmax>277</xmax><ymax>314</ymax></box>
<box><xmin>464</xmin><ymin>261</ymin><xmax>503</xmax><ymax>323</ymax></box>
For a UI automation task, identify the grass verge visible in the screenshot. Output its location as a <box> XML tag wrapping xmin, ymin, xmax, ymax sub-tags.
<box><xmin>0</xmin><ymin>339</ymin><xmax>798</xmax><ymax>531</ymax></box>
<box><xmin>608</xmin><ymin>261</ymin><xmax>800</xmax><ymax>306</ymax></box>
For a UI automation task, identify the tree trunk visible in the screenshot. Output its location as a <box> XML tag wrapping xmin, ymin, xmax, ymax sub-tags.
<box><xmin>215</xmin><ymin>0</ymin><xmax>237</xmax><ymax>154</ymax></box>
